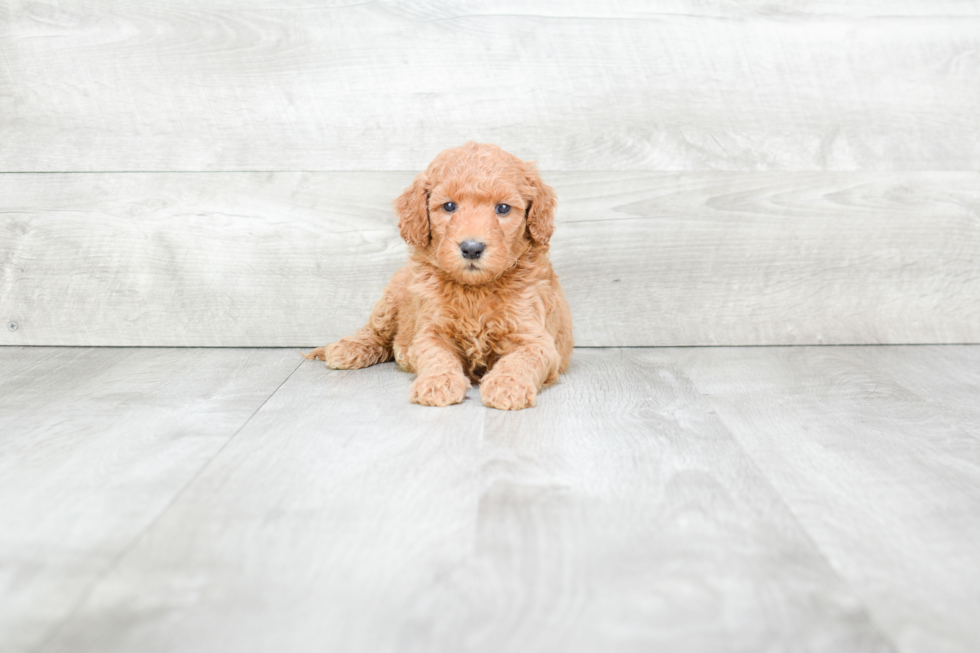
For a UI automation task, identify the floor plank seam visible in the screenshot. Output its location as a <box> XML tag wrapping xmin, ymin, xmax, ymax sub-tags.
<box><xmin>26</xmin><ymin>355</ymin><xmax>306</xmax><ymax>653</ymax></box>
<box><xmin>701</xmin><ymin>397</ymin><xmax>903</xmax><ymax>652</ymax></box>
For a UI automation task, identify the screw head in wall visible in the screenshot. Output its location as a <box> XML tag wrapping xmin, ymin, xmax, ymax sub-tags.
<box><xmin>7</xmin><ymin>321</ymin><xmax>17</xmax><ymax>331</ymax></box>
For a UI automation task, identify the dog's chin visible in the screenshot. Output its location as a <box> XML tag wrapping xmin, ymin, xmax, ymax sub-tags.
<box><xmin>450</xmin><ymin>263</ymin><xmax>499</xmax><ymax>285</ymax></box>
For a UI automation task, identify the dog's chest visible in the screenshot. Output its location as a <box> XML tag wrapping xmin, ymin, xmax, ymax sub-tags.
<box><xmin>446</xmin><ymin>297</ymin><xmax>511</xmax><ymax>375</ymax></box>
<box><xmin>452</xmin><ymin>309</ymin><xmax>502</xmax><ymax>353</ymax></box>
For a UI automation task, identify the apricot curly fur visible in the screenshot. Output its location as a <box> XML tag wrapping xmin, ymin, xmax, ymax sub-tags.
<box><xmin>305</xmin><ymin>142</ymin><xmax>573</xmax><ymax>410</ymax></box>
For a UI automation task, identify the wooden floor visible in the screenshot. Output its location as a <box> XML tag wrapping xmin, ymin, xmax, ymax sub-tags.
<box><xmin>2</xmin><ymin>345</ymin><xmax>979</xmax><ymax>653</ymax></box>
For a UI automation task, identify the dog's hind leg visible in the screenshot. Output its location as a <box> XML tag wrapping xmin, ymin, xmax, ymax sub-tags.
<box><xmin>303</xmin><ymin>269</ymin><xmax>405</xmax><ymax>369</ymax></box>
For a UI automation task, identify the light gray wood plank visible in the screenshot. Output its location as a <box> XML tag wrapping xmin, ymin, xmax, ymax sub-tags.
<box><xmin>34</xmin><ymin>357</ymin><xmax>490</xmax><ymax>653</ymax></box>
<box><xmin>2</xmin><ymin>171</ymin><xmax>978</xmax><ymax>347</ymax></box>
<box><xmin>395</xmin><ymin>349</ymin><xmax>892</xmax><ymax>652</ymax></box>
<box><xmin>36</xmin><ymin>350</ymin><xmax>891</xmax><ymax>653</ymax></box>
<box><xmin>557</xmin><ymin>171</ymin><xmax>980</xmax><ymax>346</ymax></box>
<box><xmin>833</xmin><ymin>345</ymin><xmax>980</xmax><ymax>432</ymax></box>
<box><xmin>0</xmin><ymin>172</ymin><xmax>411</xmax><ymax>348</ymax></box>
<box><xmin>2</xmin><ymin>1</ymin><xmax>978</xmax><ymax>171</ymax></box>
<box><xmin>0</xmin><ymin>346</ymin><xmax>301</xmax><ymax>653</ymax></box>
<box><xmin>676</xmin><ymin>345</ymin><xmax>980</xmax><ymax>653</ymax></box>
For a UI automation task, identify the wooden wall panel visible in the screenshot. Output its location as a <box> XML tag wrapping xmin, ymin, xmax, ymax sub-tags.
<box><xmin>1</xmin><ymin>1</ymin><xmax>978</xmax><ymax>171</ymax></box>
<box><xmin>2</xmin><ymin>171</ymin><xmax>977</xmax><ymax>347</ymax></box>
<box><xmin>2</xmin><ymin>1</ymin><xmax>976</xmax><ymax>346</ymax></box>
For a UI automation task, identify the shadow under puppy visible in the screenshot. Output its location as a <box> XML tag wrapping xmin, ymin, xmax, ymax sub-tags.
<box><xmin>306</xmin><ymin>142</ymin><xmax>573</xmax><ymax>410</ymax></box>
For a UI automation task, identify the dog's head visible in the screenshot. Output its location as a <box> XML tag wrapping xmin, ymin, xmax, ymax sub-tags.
<box><xmin>395</xmin><ymin>142</ymin><xmax>557</xmax><ymax>285</ymax></box>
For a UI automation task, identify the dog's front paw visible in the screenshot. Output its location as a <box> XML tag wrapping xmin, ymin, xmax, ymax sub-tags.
<box><xmin>410</xmin><ymin>373</ymin><xmax>469</xmax><ymax>407</ymax></box>
<box><xmin>320</xmin><ymin>339</ymin><xmax>388</xmax><ymax>370</ymax></box>
<box><xmin>480</xmin><ymin>373</ymin><xmax>537</xmax><ymax>410</ymax></box>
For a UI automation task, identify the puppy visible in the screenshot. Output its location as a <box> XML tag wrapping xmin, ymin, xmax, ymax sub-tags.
<box><xmin>306</xmin><ymin>142</ymin><xmax>572</xmax><ymax>410</ymax></box>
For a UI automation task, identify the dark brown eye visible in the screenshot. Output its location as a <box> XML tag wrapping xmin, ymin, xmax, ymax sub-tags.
<box><xmin>443</xmin><ymin>201</ymin><xmax>457</xmax><ymax>213</ymax></box>
<box><xmin>495</xmin><ymin>204</ymin><xmax>511</xmax><ymax>216</ymax></box>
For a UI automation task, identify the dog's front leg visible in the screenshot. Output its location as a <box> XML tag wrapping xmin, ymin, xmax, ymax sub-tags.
<box><xmin>480</xmin><ymin>336</ymin><xmax>561</xmax><ymax>410</ymax></box>
<box><xmin>407</xmin><ymin>334</ymin><xmax>470</xmax><ymax>407</ymax></box>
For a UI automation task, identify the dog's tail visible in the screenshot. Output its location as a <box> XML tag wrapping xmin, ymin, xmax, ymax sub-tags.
<box><xmin>302</xmin><ymin>346</ymin><xmax>326</xmax><ymax>361</ymax></box>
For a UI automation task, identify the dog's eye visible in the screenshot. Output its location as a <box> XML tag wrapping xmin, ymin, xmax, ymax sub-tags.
<box><xmin>495</xmin><ymin>204</ymin><xmax>511</xmax><ymax>216</ymax></box>
<box><xmin>443</xmin><ymin>201</ymin><xmax>457</xmax><ymax>213</ymax></box>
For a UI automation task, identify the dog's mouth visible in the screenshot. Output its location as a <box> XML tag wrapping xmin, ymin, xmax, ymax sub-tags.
<box><xmin>464</xmin><ymin>263</ymin><xmax>481</xmax><ymax>272</ymax></box>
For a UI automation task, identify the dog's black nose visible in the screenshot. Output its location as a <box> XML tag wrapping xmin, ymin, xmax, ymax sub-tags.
<box><xmin>460</xmin><ymin>240</ymin><xmax>486</xmax><ymax>260</ymax></box>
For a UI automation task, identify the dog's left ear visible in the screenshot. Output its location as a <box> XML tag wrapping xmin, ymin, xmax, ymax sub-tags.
<box><xmin>523</xmin><ymin>162</ymin><xmax>558</xmax><ymax>246</ymax></box>
<box><xmin>395</xmin><ymin>172</ymin><xmax>431</xmax><ymax>250</ymax></box>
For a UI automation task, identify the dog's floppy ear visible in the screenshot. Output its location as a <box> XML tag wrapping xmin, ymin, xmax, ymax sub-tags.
<box><xmin>395</xmin><ymin>172</ymin><xmax>431</xmax><ymax>250</ymax></box>
<box><xmin>523</xmin><ymin>162</ymin><xmax>558</xmax><ymax>246</ymax></box>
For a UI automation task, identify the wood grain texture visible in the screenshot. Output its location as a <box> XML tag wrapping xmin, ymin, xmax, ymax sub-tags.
<box><xmin>0</xmin><ymin>347</ymin><xmax>301</xmax><ymax>653</ymax></box>
<box><xmin>34</xmin><ymin>349</ymin><xmax>892</xmax><ymax>653</ymax></box>
<box><xmin>835</xmin><ymin>345</ymin><xmax>980</xmax><ymax>430</ymax></box>
<box><xmin>1</xmin><ymin>1</ymin><xmax>978</xmax><ymax>171</ymax></box>
<box><xmin>394</xmin><ymin>349</ymin><xmax>890</xmax><ymax>652</ymax></box>
<box><xmin>677</xmin><ymin>345</ymin><xmax>980</xmax><ymax>653</ymax></box>
<box><xmin>2</xmin><ymin>171</ymin><xmax>978</xmax><ymax>347</ymax></box>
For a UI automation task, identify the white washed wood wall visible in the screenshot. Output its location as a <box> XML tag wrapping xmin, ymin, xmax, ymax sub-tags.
<box><xmin>1</xmin><ymin>1</ymin><xmax>978</xmax><ymax>346</ymax></box>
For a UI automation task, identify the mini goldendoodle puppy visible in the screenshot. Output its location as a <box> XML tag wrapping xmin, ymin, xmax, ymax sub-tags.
<box><xmin>305</xmin><ymin>142</ymin><xmax>572</xmax><ymax>410</ymax></box>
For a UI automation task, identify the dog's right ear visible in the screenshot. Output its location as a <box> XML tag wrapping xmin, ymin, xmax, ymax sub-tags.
<box><xmin>395</xmin><ymin>172</ymin><xmax>431</xmax><ymax>250</ymax></box>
